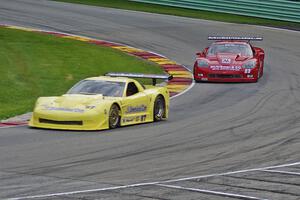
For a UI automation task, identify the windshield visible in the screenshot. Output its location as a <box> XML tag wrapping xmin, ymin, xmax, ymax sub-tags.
<box><xmin>207</xmin><ymin>43</ymin><xmax>253</xmax><ymax>57</ymax></box>
<box><xmin>67</xmin><ymin>80</ymin><xmax>125</xmax><ymax>97</ymax></box>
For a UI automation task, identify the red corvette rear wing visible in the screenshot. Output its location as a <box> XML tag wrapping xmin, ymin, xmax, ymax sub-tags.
<box><xmin>208</xmin><ymin>36</ymin><xmax>263</xmax><ymax>41</ymax></box>
<box><xmin>105</xmin><ymin>72</ymin><xmax>172</xmax><ymax>86</ymax></box>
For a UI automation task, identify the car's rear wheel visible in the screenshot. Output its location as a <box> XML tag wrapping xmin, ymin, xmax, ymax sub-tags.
<box><xmin>257</xmin><ymin>68</ymin><xmax>261</xmax><ymax>79</ymax></box>
<box><xmin>259</xmin><ymin>60</ymin><xmax>264</xmax><ymax>78</ymax></box>
<box><xmin>153</xmin><ymin>95</ymin><xmax>165</xmax><ymax>121</ymax></box>
<box><xmin>109</xmin><ymin>104</ymin><xmax>120</xmax><ymax>129</ymax></box>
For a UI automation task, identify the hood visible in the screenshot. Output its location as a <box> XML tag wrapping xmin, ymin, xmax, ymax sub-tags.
<box><xmin>208</xmin><ymin>53</ymin><xmax>250</xmax><ymax>65</ymax></box>
<box><xmin>38</xmin><ymin>94</ymin><xmax>107</xmax><ymax>112</ymax></box>
<box><xmin>54</xmin><ymin>94</ymin><xmax>104</xmax><ymax>107</ymax></box>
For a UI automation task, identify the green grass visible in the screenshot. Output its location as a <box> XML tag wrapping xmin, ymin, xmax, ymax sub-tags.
<box><xmin>54</xmin><ymin>0</ymin><xmax>300</xmax><ymax>30</ymax></box>
<box><xmin>0</xmin><ymin>27</ymin><xmax>163</xmax><ymax>119</ymax></box>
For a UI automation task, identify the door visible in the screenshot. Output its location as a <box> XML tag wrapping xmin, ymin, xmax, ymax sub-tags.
<box><xmin>121</xmin><ymin>82</ymin><xmax>150</xmax><ymax>125</ymax></box>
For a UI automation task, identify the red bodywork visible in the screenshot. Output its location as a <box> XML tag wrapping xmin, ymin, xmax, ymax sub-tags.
<box><xmin>193</xmin><ymin>41</ymin><xmax>265</xmax><ymax>82</ymax></box>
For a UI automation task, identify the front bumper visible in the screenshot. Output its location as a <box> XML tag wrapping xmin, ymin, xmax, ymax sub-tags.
<box><xmin>29</xmin><ymin>109</ymin><xmax>108</xmax><ymax>130</ymax></box>
<box><xmin>194</xmin><ymin>67</ymin><xmax>258</xmax><ymax>83</ymax></box>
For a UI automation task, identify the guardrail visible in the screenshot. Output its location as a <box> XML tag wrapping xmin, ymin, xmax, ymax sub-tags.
<box><xmin>130</xmin><ymin>0</ymin><xmax>300</xmax><ymax>23</ymax></box>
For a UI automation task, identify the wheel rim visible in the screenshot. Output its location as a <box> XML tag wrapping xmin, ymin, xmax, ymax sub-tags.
<box><xmin>154</xmin><ymin>97</ymin><xmax>164</xmax><ymax>120</ymax></box>
<box><xmin>109</xmin><ymin>105</ymin><xmax>119</xmax><ymax>128</ymax></box>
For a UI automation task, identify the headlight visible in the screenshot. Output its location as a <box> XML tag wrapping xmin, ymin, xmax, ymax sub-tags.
<box><xmin>197</xmin><ymin>60</ymin><xmax>209</xmax><ymax>68</ymax></box>
<box><xmin>243</xmin><ymin>60</ymin><xmax>256</xmax><ymax>69</ymax></box>
<box><xmin>34</xmin><ymin>98</ymin><xmax>43</xmax><ymax>107</ymax></box>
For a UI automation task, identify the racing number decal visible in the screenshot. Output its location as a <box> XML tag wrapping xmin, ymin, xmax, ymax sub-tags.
<box><xmin>244</xmin><ymin>69</ymin><xmax>251</xmax><ymax>74</ymax></box>
<box><xmin>141</xmin><ymin>115</ymin><xmax>146</xmax><ymax>122</ymax></box>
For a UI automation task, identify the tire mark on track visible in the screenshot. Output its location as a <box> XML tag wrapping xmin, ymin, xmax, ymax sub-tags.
<box><xmin>225</xmin><ymin>90</ymin><xmax>278</xmax><ymax>123</ymax></box>
<box><xmin>226</xmin><ymin>175</ymin><xmax>300</xmax><ymax>187</ymax></box>
<box><xmin>156</xmin><ymin>184</ymin><xmax>266</xmax><ymax>200</ymax></box>
<box><xmin>189</xmin><ymin>179</ymin><xmax>300</xmax><ymax>198</ymax></box>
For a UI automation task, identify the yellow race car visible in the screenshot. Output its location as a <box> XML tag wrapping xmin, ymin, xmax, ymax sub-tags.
<box><xmin>29</xmin><ymin>73</ymin><xmax>172</xmax><ymax>130</ymax></box>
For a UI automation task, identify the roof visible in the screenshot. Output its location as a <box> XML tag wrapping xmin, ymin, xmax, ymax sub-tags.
<box><xmin>85</xmin><ymin>76</ymin><xmax>131</xmax><ymax>83</ymax></box>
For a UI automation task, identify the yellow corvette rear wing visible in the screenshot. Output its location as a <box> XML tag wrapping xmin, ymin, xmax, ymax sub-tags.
<box><xmin>105</xmin><ymin>72</ymin><xmax>173</xmax><ymax>85</ymax></box>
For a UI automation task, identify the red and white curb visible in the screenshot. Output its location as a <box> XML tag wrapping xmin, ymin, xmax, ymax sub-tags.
<box><xmin>0</xmin><ymin>121</ymin><xmax>28</xmax><ymax>128</ymax></box>
<box><xmin>0</xmin><ymin>24</ymin><xmax>194</xmax><ymax>128</ymax></box>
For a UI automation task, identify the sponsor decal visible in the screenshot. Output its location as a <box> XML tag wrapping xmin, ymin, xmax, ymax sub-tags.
<box><xmin>42</xmin><ymin>105</ymin><xmax>84</xmax><ymax>113</ymax></box>
<box><xmin>136</xmin><ymin>116</ymin><xmax>140</xmax><ymax>122</ymax></box>
<box><xmin>210</xmin><ymin>65</ymin><xmax>242</xmax><ymax>71</ymax></box>
<box><xmin>224</xmin><ymin>44</ymin><xmax>236</xmax><ymax>47</ymax></box>
<box><xmin>126</xmin><ymin>105</ymin><xmax>147</xmax><ymax>114</ymax></box>
<box><xmin>122</xmin><ymin>117</ymin><xmax>135</xmax><ymax>123</ymax></box>
<box><xmin>85</xmin><ymin>105</ymin><xmax>96</xmax><ymax>109</ymax></box>
<box><xmin>122</xmin><ymin>115</ymin><xmax>147</xmax><ymax>123</ymax></box>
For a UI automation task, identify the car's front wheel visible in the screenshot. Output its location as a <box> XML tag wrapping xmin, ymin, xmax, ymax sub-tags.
<box><xmin>109</xmin><ymin>104</ymin><xmax>120</xmax><ymax>129</ymax></box>
<box><xmin>153</xmin><ymin>95</ymin><xmax>165</xmax><ymax>121</ymax></box>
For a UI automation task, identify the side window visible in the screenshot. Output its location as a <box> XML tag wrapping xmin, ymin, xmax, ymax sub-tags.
<box><xmin>126</xmin><ymin>82</ymin><xmax>139</xmax><ymax>96</ymax></box>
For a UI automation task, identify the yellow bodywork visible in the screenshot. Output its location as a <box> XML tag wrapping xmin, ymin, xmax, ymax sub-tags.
<box><xmin>29</xmin><ymin>76</ymin><xmax>170</xmax><ymax>130</ymax></box>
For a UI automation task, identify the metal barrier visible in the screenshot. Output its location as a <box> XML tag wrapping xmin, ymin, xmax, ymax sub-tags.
<box><xmin>130</xmin><ymin>0</ymin><xmax>300</xmax><ymax>23</ymax></box>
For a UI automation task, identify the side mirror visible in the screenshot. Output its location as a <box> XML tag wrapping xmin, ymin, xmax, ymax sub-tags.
<box><xmin>196</xmin><ymin>52</ymin><xmax>204</xmax><ymax>57</ymax></box>
<box><xmin>255</xmin><ymin>50</ymin><xmax>264</xmax><ymax>60</ymax></box>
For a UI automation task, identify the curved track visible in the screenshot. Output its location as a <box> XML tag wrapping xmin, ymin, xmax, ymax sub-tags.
<box><xmin>1</xmin><ymin>0</ymin><xmax>300</xmax><ymax>199</ymax></box>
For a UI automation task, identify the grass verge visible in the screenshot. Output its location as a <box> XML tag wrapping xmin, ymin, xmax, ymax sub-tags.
<box><xmin>54</xmin><ymin>0</ymin><xmax>300</xmax><ymax>30</ymax></box>
<box><xmin>0</xmin><ymin>27</ymin><xmax>163</xmax><ymax>119</ymax></box>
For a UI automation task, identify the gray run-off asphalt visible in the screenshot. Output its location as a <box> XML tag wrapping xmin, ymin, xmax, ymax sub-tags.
<box><xmin>0</xmin><ymin>0</ymin><xmax>300</xmax><ymax>199</ymax></box>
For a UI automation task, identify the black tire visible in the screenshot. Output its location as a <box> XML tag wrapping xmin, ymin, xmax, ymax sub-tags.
<box><xmin>109</xmin><ymin>104</ymin><xmax>120</xmax><ymax>129</ymax></box>
<box><xmin>153</xmin><ymin>95</ymin><xmax>165</xmax><ymax>121</ymax></box>
<box><xmin>259</xmin><ymin>60</ymin><xmax>264</xmax><ymax>78</ymax></box>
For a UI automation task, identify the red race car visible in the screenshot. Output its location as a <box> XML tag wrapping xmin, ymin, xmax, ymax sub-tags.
<box><xmin>193</xmin><ymin>36</ymin><xmax>265</xmax><ymax>82</ymax></box>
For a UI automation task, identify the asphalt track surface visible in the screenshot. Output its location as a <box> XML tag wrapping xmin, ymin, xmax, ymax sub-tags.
<box><xmin>1</xmin><ymin>0</ymin><xmax>300</xmax><ymax>199</ymax></box>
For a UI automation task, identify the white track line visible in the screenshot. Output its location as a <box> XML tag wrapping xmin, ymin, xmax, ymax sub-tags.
<box><xmin>170</xmin><ymin>80</ymin><xmax>195</xmax><ymax>100</ymax></box>
<box><xmin>162</xmin><ymin>161</ymin><xmax>300</xmax><ymax>183</ymax></box>
<box><xmin>259</xmin><ymin>169</ymin><xmax>300</xmax><ymax>176</ymax></box>
<box><xmin>5</xmin><ymin>161</ymin><xmax>300</xmax><ymax>200</ymax></box>
<box><xmin>156</xmin><ymin>184</ymin><xmax>267</xmax><ymax>200</ymax></box>
<box><xmin>4</xmin><ymin>182</ymin><xmax>160</xmax><ymax>200</ymax></box>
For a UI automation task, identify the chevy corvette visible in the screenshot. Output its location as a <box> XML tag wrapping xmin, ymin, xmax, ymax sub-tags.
<box><xmin>193</xmin><ymin>36</ymin><xmax>265</xmax><ymax>82</ymax></box>
<box><xmin>29</xmin><ymin>73</ymin><xmax>172</xmax><ymax>130</ymax></box>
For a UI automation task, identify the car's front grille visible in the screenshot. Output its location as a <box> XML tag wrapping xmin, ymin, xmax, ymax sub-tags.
<box><xmin>39</xmin><ymin>118</ymin><xmax>83</xmax><ymax>125</ymax></box>
<box><xmin>208</xmin><ymin>74</ymin><xmax>242</xmax><ymax>78</ymax></box>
